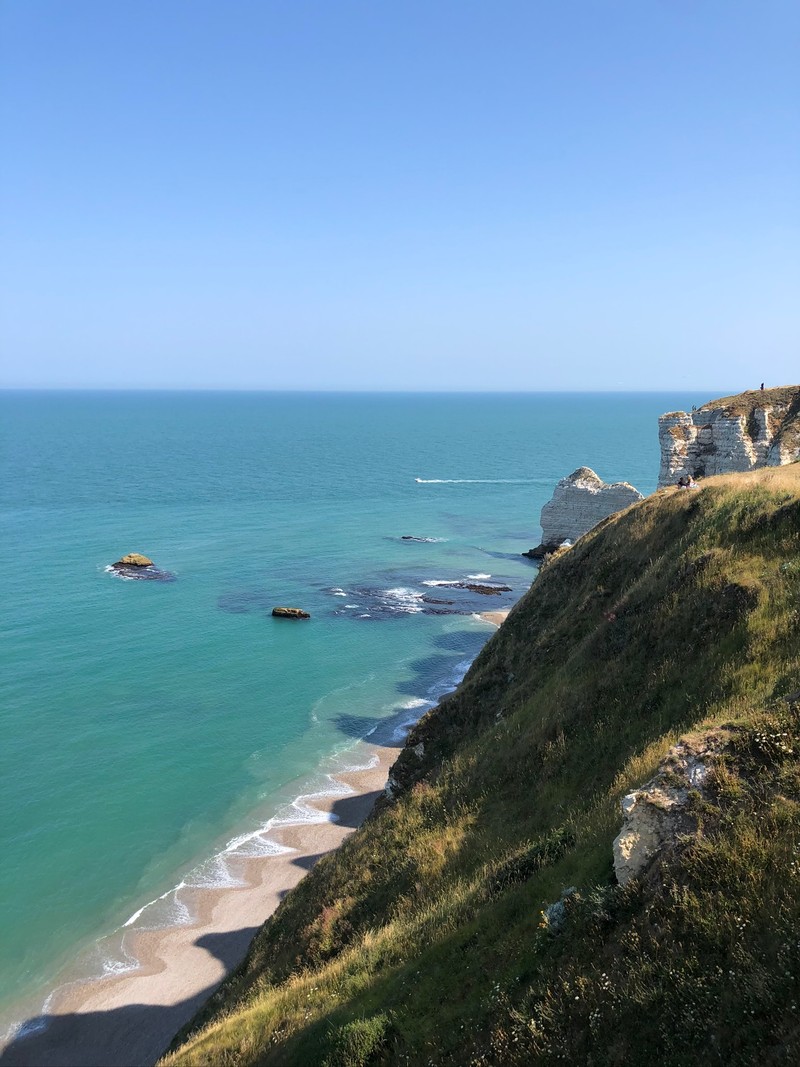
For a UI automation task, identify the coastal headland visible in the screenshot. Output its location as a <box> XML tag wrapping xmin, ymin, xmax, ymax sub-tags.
<box><xmin>6</xmin><ymin>388</ymin><xmax>800</xmax><ymax>1066</ymax></box>
<box><xmin>161</xmin><ymin>461</ymin><xmax>800</xmax><ymax>1066</ymax></box>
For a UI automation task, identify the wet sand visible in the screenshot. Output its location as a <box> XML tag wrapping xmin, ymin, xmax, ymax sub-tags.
<box><xmin>479</xmin><ymin>607</ymin><xmax>511</xmax><ymax>627</ymax></box>
<box><xmin>0</xmin><ymin>742</ymin><xmax>398</xmax><ymax>1067</ymax></box>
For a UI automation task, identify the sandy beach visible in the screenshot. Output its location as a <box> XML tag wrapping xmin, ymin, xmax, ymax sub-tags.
<box><xmin>0</xmin><ymin>740</ymin><xmax>400</xmax><ymax>1067</ymax></box>
<box><xmin>1</xmin><ymin>612</ymin><xmax>512</xmax><ymax>1067</ymax></box>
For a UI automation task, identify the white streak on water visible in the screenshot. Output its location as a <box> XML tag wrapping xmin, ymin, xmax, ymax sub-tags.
<box><xmin>415</xmin><ymin>478</ymin><xmax>537</xmax><ymax>484</ymax></box>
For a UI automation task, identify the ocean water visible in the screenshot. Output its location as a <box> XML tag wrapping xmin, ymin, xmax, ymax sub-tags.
<box><xmin>0</xmin><ymin>390</ymin><xmax>698</xmax><ymax>1031</ymax></box>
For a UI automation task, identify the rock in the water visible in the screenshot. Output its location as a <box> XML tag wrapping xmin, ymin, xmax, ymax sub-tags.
<box><xmin>109</xmin><ymin>552</ymin><xmax>175</xmax><ymax>581</ymax></box>
<box><xmin>272</xmin><ymin>607</ymin><xmax>311</xmax><ymax>619</ymax></box>
<box><xmin>113</xmin><ymin>553</ymin><xmax>154</xmax><ymax>568</ymax></box>
<box><xmin>658</xmin><ymin>385</ymin><xmax>800</xmax><ymax>488</ymax></box>
<box><xmin>529</xmin><ymin>468</ymin><xmax>643</xmax><ymax>555</ymax></box>
<box><xmin>462</xmin><ymin>582</ymin><xmax>512</xmax><ymax>595</ymax></box>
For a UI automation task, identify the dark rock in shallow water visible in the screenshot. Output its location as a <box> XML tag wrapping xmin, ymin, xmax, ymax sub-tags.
<box><xmin>272</xmin><ymin>607</ymin><xmax>311</xmax><ymax>620</ymax></box>
<box><xmin>109</xmin><ymin>553</ymin><xmax>175</xmax><ymax>581</ymax></box>
<box><xmin>326</xmin><ymin>573</ymin><xmax>517</xmax><ymax>621</ymax></box>
<box><xmin>462</xmin><ymin>583</ymin><xmax>512</xmax><ymax>595</ymax></box>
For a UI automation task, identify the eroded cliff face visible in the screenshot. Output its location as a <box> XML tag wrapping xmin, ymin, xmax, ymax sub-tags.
<box><xmin>658</xmin><ymin>386</ymin><xmax>800</xmax><ymax>488</ymax></box>
<box><xmin>529</xmin><ymin>467</ymin><xmax>643</xmax><ymax>555</ymax></box>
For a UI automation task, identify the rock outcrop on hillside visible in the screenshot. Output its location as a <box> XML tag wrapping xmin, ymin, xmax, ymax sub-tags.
<box><xmin>658</xmin><ymin>386</ymin><xmax>800</xmax><ymax>488</ymax></box>
<box><xmin>526</xmin><ymin>467</ymin><xmax>643</xmax><ymax>557</ymax></box>
<box><xmin>613</xmin><ymin>731</ymin><xmax>730</xmax><ymax>886</ymax></box>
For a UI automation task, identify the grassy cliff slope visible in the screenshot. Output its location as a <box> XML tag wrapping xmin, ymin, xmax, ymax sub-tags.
<box><xmin>164</xmin><ymin>467</ymin><xmax>800</xmax><ymax>1066</ymax></box>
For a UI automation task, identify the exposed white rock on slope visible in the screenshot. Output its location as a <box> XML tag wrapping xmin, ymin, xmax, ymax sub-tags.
<box><xmin>658</xmin><ymin>388</ymin><xmax>800</xmax><ymax>488</ymax></box>
<box><xmin>613</xmin><ymin>732</ymin><xmax>729</xmax><ymax>886</ymax></box>
<box><xmin>538</xmin><ymin>467</ymin><xmax>643</xmax><ymax>550</ymax></box>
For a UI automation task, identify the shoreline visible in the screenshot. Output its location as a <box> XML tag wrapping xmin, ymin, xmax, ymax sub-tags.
<box><xmin>479</xmin><ymin>607</ymin><xmax>511</xmax><ymax>627</ymax></box>
<box><xmin>1</xmin><ymin>737</ymin><xmax>403</xmax><ymax>1067</ymax></box>
<box><xmin>2</xmin><ymin>620</ymin><xmax>510</xmax><ymax>1067</ymax></box>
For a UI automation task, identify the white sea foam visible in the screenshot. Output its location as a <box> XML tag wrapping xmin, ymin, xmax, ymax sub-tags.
<box><xmin>3</xmin><ymin>1011</ymin><xmax>50</xmax><ymax>1042</ymax></box>
<box><xmin>225</xmin><ymin>832</ymin><xmax>293</xmax><ymax>859</ymax></box>
<box><xmin>421</xmin><ymin>579</ymin><xmax>461</xmax><ymax>587</ymax></box>
<box><xmin>385</xmin><ymin>698</ymin><xmax>435</xmax><ymax>742</ymax></box>
<box><xmin>267</xmin><ymin>773</ymin><xmax>355</xmax><ymax>828</ymax></box>
<box><xmin>391</xmin><ymin>717</ymin><xmax>423</xmax><ymax>742</ymax></box>
<box><xmin>122</xmin><ymin>881</ymin><xmax>188</xmax><ymax>927</ymax></box>
<box><xmin>424</xmin><ymin>657</ymin><xmax>473</xmax><ymax>703</ymax></box>
<box><xmin>382</xmin><ymin>587</ymin><xmax>424</xmax><ymax>612</ymax></box>
<box><xmin>466</xmin><ymin>573</ymin><xmax>492</xmax><ymax>580</ymax></box>
<box><xmin>270</xmin><ymin>801</ymin><xmax>337</xmax><ymax>826</ymax></box>
<box><xmin>107</xmin><ymin>569</ymin><xmax>136</xmax><ymax>581</ymax></box>
<box><xmin>123</xmin><ymin>901</ymin><xmax>154</xmax><ymax>928</ymax></box>
<box><xmin>100</xmin><ymin>947</ymin><xmax>140</xmax><ymax>978</ymax></box>
<box><xmin>75</xmin><ymin>932</ymin><xmax>143</xmax><ymax>982</ymax></box>
<box><xmin>334</xmin><ymin>752</ymin><xmax>380</xmax><ymax>774</ymax></box>
<box><xmin>182</xmin><ymin>854</ymin><xmax>246</xmax><ymax>890</ymax></box>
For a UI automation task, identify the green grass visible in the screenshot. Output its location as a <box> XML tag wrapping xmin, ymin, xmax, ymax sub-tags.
<box><xmin>163</xmin><ymin>467</ymin><xmax>800</xmax><ymax>1066</ymax></box>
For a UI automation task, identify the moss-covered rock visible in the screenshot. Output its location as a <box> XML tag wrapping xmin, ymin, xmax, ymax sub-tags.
<box><xmin>112</xmin><ymin>552</ymin><xmax>154</xmax><ymax>567</ymax></box>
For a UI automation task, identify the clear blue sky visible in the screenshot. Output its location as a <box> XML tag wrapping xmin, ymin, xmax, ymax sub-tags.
<box><xmin>1</xmin><ymin>1</ymin><xmax>797</xmax><ymax>390</ymax></box>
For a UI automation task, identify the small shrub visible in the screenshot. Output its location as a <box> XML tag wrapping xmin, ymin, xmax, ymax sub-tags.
<box><xmin>322</xmin><ymin>1013</ymin><xmax>392</xmax><ymax>1067</ymax></box>
<box><xmin>488</xmin><ymin>826</ymin><xmax>575</xmax><ymax>894</ymax></box>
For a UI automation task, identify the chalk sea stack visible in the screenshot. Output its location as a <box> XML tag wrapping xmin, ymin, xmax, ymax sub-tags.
<box><xmin>272</xmin><ymin>607</ymin><xmax>311</xmax><ymax>619</ymax></box>
<box><xmin>525</xmin><ymin>467</ymin><xmax>643</xmax><ymax>558</ymax></box>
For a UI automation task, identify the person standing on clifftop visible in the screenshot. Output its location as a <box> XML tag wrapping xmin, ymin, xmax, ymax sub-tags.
<box><xmin>761</xmin><ymin>382</ymin><xmax>765</xmax><ymax>390</ymax></box>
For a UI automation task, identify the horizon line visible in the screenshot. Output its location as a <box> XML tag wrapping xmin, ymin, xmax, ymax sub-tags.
<box><xmin>0</xmin><ymin>385</ymin><xmax>746</xmax><ymax>396</ymax></box>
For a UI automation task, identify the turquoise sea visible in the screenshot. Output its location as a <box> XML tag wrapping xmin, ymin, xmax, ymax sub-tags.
<box><xmin>0</xmin><ymin>390</ymin><xmax>698</xmax><ymax>1035</ymax></box>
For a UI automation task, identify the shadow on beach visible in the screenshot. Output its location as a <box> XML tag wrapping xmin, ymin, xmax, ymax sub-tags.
<box><xmin>0</xmin><ymin>925</ymin><xmax>255</xmax><ymax>1067</ymax></box>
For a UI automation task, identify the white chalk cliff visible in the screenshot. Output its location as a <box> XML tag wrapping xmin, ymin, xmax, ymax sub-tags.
<box><xmin>658</xmin><ymin>386</ymin><xmax>800</xmax><ymax>488</ymax></box>
<box><xmin>535</xmin><ymin>467</ymin><xmax>643</xmax><ymax>552</ymax></box>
